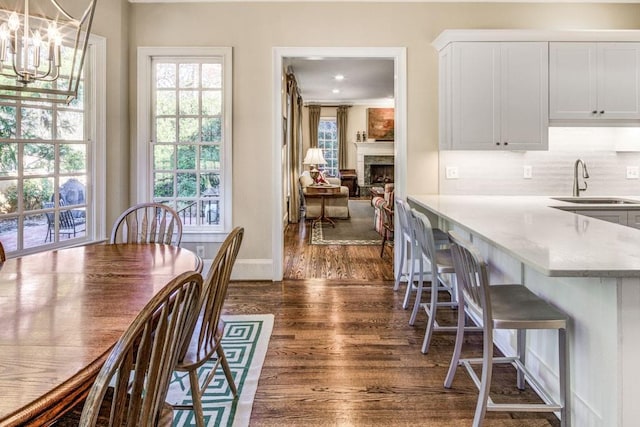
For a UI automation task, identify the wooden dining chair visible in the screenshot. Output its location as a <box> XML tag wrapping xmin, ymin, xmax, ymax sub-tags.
<box><xmin>0</xmin><ymin>240</ymin><xmax>5</xmax><ymax>262</ymax></box>
<box><xmin>110</xmin><ymin>202</ymin><xmax>183</xmax><ymax>245</ymax></box>
<box><xmin>171</xmin><ymin>227</ymin><xmax>244</xmax><ymax>427</ymax></box>
<box><xmin>56</xmin><ymin>270</ymin><xmax>202</xmax><ymax>427</ymax></box>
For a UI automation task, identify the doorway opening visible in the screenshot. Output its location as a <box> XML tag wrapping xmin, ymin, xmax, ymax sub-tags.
<box><xmin>272</xmin><ymin>47</ymin><xmax>407</xmax><ymax>281</ymax></box>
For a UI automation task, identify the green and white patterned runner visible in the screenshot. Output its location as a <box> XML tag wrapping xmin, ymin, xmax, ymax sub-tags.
<box><xmin>167</xmin><ymin>314</ymin><xmax>274</xmax><ymax>427</ymax></box>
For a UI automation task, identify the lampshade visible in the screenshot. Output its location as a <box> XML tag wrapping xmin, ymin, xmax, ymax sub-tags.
<box><xmin>303</xmin><ymin>148</ymin><xmax>326</xmax><ymax>166</ymax></box>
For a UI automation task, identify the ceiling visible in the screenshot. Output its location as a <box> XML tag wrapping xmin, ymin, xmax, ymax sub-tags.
<box><xmin>284</xmin><ymin>57</ymin><xmax>395</xmax><ymax>106</ymax></box>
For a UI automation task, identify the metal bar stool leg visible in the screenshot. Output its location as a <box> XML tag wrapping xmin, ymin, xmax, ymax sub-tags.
<box><xmin>409</xmin><ymin>260</ymin><xmax>424</xmax><ymax>326</ymax></box>
<box><xmin>421</xmin><ymin>272</ymin><xmax>441</xmax><ymax>354</ymax></box>
<box><xmin>517</xmin><ymin>329</ymin><xmax>526</xmax><ymax>390</ymax></box>
<box><xmin>394</xmin><ymin>232</ymin><xmax>407</xmax><ymax>291</ymax></box>
<box><xmin>474</xmin><ymin>325</ymin><xmax>494</xmax><ymax>427</ymax></box>
<box><xmin>559</xmin><ymin>327</ymin><xmax>569</xmax><ymax>427</ymax></box>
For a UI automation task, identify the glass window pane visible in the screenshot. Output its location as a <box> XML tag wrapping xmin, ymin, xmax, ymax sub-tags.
<box><xmin>0</xmin><ymin>217</ymin><xmax>17</xmax><ymax>251</ymax></box>
<box><xmin>200</xmin><ymin>145</ymin><xmax>220</xmax><ymax>170</ymax></box>
<box><xmin>156</xmin><ymin>118</ymin><xmax>176</xmax><ymax>143</ymax></box>
<box><xmin>202</xmin><ymin>91</ymin><xmax>221</xmax><ymax>116</ymax></box>
<box><xmin>154</xmin><ymin>144</ymin><xmax>175</xmax><ymax>170</ymax></box>
<box><xmin>179</xmin><ymin>91</ymin><xmax>199</xmax><ymax>115</ymax></box>
<box><xmin>177</xmin><ymin>145</ymin><xmax>196</xmax><ymax>170</ymax></box>
<box><xmin>200</xmin><ymin>199</ymin><xmax>219</xmax><ymax>225</ymax></box>
<box><xmin>179</xmin><ymin>64</ymin><xmax>198</xmax><ymax>88</ymax></box>
<box><xmin>24</xmin><ymin>143</ymin><xmax>54</xmax><ymax>175</ymax></box>
<box><xmin>0</xmin><ymin>179</ymin><xmax>17</xmax><ymax>213</ymax></box>
<box><xmin>202</xmin><ymin>63</ymin><xmax>221</xmax><ymax>88</ymax></box>
<box><xmin>156</xmin><ymin>63</ymin><xmax>176</xmax><ymax>88</ymax></box>
<box><xmin>57</xmin><ymin>110</ymin><xmax>83</xmax><ymax>140</ymax></box>
<box><xmin>178</xmin><ymin>118</ymin><xmax>198</xmax><ymax>142</ymax></box>
<box><xmin>177</xmin><ymin>172</ymin><xmax>197</xmax><ymax>197</ymax></box>
<box><xmin>200</xmin><ymin>172</ymin><xmax>220</xmax><ymax>195</ymax></box>
<box><xmin>60</xmin><ymin>144</ymin><xmax>86</xmax><ymax>173</ymax></box>
<box><xmin>23</xmin><ymin>177</ymin><xmax>53</xmax><ymax>211</ymax></box>
<box><xmin>154</xmin><ymin>172</ymin><xmax>174</xmax><ymax>198</ymax></box>
<box><xmin>201</xmin><ymin>117</ymin><xmax>221</xmax><ymax>142</ymax></box>
<box><xmin>156</xmin><ymin>91</ymin><xmax>176</xmax><ymax>116</ymax></box>
<box><xmin>59</xmin><ymin>177</ymin><xmax>86</xmax><ymax>207</ymax></box>
<box><xmin>0</xmin><ymin>106</ymin><xmax>16</xmax><ymax>138</ymax></box>
<box><xmin>0</xmin><ymin>143</ymin><xmax>18</xmax><ymax>176</ymax></box>
<box><xmin>21</xmin><ymin>108</ymin><xmax>53</xmax><ymax>139</ymax></box>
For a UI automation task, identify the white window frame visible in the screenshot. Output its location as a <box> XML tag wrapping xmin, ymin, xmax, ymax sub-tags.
<box><xmin>0</xmin><ymin>34</ymin><xmax>106</xmax><ymax>256</ymax></box>
<box><xmin>136</xmin><ymin>47</ymin><xmax>233</xmax><ymax>242</ymax></box>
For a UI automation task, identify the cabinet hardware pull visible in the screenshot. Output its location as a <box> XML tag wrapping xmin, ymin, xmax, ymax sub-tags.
<box><xmin>592</xmin><ymin>110</ymin><xmax>597</xmax><ymax>114</ymax></box>
<box><xmin>600</xmin><ymin>111</ymin><xmax>605</xmax><ymax>114</ymax></box>
<box><xmin>504</xmin><ymin>142</ymin><xmax>509</xmax><ymax>146</ymax></box>
<box><xmin>496</xmin><ymin>142</ymin><xmax>500</xmax><ymax>146</ymax></box>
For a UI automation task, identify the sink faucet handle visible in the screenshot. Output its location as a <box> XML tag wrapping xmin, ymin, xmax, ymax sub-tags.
<box><xmin>583</xmin><ymin>162</ymin><xmax>590</xmax><ymax>179</ymax></box>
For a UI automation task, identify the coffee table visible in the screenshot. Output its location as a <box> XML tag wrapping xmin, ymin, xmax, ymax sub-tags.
<box><xmin>304</xmin><ymin>184</ymin><xmax>341</xmax><ymax>227</ymax></box>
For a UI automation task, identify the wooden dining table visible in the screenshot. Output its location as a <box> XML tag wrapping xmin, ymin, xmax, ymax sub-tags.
<box><xmin>0</xmin><ymin>243</ymin><xmax>203</xmax><ymax>426</ymax></box>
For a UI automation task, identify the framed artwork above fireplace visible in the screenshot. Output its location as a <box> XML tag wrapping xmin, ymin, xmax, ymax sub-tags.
<box><xmin>367</xmin><ymin>108</ymin><xmax>395</xmax><ymax>141</ymax></box>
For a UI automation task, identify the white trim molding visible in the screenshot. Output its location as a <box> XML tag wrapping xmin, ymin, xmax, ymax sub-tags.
<box><xmin>432</xmin><ymin>29</ymin><xmax>640</xmax><ymax>51</ymax></box>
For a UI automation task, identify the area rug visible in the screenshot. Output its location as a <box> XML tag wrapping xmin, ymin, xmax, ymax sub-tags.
<box><xmin>167</xmin><ymin>314</ymin><xmax>274</xmax><ymax>427</ymax></box>
<box><xmin>310</xmin><ymin>199</ymin><xmax>382</xmax><ymax>245</ymax></box>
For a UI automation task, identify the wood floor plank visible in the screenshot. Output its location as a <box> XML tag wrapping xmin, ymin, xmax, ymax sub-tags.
<box><xmin>222</xmin><ymin>220</ymin><xmax>560</xmax><ymax>426</ymax></box>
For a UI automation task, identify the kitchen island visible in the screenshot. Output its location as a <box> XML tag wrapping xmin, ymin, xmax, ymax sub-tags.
<box><xmin>409</xmin><ymin>195</ymin><xmax>640</xmax><ymax>427</ymax></box>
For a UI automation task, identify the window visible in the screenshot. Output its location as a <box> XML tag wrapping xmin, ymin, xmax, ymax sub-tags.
<box><xmin>138</xmin><ymin>48</ymin><xmax>232</xmax><ymax>238</ymax></box>
<box><xmin>0</xmin><ymin>39</ymin><xmax>106</xmax><ymax>256</ymax></box>
<box><xmin>318</xmin><ymin>118</ymin><xmax>338</xmax><ymax>177</ymax></box>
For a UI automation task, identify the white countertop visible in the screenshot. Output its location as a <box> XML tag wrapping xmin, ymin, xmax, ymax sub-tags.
<box><xmin>408</xmin><ymin>195</ymin><xmax>640</xmax><ymax>278</ymax></box>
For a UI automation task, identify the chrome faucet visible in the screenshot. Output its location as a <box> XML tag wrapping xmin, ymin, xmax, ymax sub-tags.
<box><xmin>573</xmin><ymin>159</ymin><xmax>590</xmax><ymax>197</ymax></box>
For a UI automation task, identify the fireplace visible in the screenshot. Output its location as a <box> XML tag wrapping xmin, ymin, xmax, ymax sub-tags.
<box><xmin>354</xmin><ymin>142</ymin><xmax>394</xmax><ymax>195</ymax></box>
<box><xmin>364</xmin><ymin>155</ymin><xmax>394</xmax><ymax>191</ymax></box>
<box><xmin>369</xmin><ymin>164</ymin><xmax>394</xmax><ymax>185</ymax></box>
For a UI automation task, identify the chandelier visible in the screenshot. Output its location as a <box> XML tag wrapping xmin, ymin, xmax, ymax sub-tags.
<box><xmin>0</xmin><ymin>0</ymin><xmax>97</xmax><ymax>104</ymax></box>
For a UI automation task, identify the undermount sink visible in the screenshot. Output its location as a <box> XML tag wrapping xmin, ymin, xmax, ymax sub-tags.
<box><xmin>552</xmin><ymin>197</ymin><xmax>640</xmax><ymax>205</ymax></box>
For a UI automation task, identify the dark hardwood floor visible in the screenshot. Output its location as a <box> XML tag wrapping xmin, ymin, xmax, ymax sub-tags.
<box><xmin>223</xmin><ymin>218</ymin><xmax>560</xmax><ymax>426</ymax></box>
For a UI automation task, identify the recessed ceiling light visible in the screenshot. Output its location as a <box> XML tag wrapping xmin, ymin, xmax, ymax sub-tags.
<box><xmin>332</xmin><ymin>89</ymin><xmax>340</xmax><ymax>94</ymax></box>
<box><xmin>334</xmin><ymin>74</ymin><xmax>345</xmax><ymax>81</ymax></box>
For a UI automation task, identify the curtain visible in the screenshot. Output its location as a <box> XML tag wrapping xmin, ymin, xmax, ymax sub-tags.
<box><xmin>287</xmin><ymin>74</ymin><xmax>303</xmax><ymax>223</ymax></box>
<box><xmin>336</xmin><ymin>105</ymin><xmax>349</xmax><ymax>170</ymax></box>
<box><xmin>308</xmin><ymin>105</ymin><xmax>321</xmax><ymax>148</ymax></box>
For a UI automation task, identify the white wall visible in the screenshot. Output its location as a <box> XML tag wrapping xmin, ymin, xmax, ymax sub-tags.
<box><xmin>440</xmin><ymin>128</ymin><xmax>640</xmax><ymax>196</ymax></box>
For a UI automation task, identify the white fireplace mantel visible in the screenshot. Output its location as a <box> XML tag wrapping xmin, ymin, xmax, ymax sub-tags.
<box><xmin>354</xmin><ymin>142</ymin><xmax>395</xmax><ymax>186</ymax></box>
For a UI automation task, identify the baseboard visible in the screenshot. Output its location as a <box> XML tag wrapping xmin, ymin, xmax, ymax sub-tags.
<box><xmin>231</xmin><ymin>258</ymin><xmax>274</xmax><ymax>280</ymax></box>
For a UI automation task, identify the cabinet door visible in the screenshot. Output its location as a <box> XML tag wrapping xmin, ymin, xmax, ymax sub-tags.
<box><xmin>501</xmin><ymin>42</ymin><xmax>549</xmax><ymax>150</ymax></box>
<box><xmin>597</xmin><ymin>43</ymin><xmax>640</xmax><ymax>120</ymax></box>
<box><xmin>549</xmin><ymin>43</ymin><xmax>598</xmax><ymax>120</ymax></box>
<box><xmin>626</xmin><ymin>211</ymin><xmax>640</xmax><ymax>229</ymax></box>
<box><xmin>438</xmin><ymin>44</ymin><xmax>453</xmax><ymax>149</ymax></box>
<box><xmin>451</xmin><ymin>42</ymin><xmax>500</xmax><ymax>150</ymax></box>
<box><xmin>579</xmin><ymin>210</ymin><xmax>628</xmax><ymax>225</ymax></box>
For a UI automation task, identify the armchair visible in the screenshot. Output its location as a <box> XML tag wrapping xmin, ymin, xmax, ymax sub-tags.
<box><xmin>299</xmin><ymin>171</ymin><xmax>350</xmax><ymax>219</ymax></box>
<box><xmin>373</xmin><ymin>183</ymin><xmax>394</xmax><ymax>237</ymax></box>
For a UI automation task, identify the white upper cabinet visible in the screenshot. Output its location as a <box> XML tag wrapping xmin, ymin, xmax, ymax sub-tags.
<box><xmin>441</xmin><ymin>41</ymin><xmax>548</xmax><ymax>150</ymax></box>
<box><xmin>550</xmin><ymin>42</ymin><xmax>640</xmax><ymax>121</ymax></box>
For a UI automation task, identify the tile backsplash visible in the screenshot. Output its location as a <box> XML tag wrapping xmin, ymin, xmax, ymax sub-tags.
<box><xmin>439</xmin><ymin>128</ymin><xmax>640</xmax><ymax>196</ymax></box>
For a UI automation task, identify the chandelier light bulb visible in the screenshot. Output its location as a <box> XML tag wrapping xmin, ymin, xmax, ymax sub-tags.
<box><xmin>8</xmin><ymin>12</ymin><xmax>19</xmax><ymax>32</ymax></box>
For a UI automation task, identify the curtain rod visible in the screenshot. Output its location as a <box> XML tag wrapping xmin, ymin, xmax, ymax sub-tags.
<box><xmin>303</xmin><ymin>104</ymin><xmax>352</xmax><ymax>108</ymax></box>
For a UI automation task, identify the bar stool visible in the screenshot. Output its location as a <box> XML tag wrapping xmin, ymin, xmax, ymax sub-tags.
<box><xmin>393</xmin><ymin>199</ymin><xmax>448</xmax><ymax>310</ymax></box>
<box><xmin>445</xmin><ymin>231</ymin><xmax>569</xmax><ymax>427</ymax></box>
<box><xmin>410</xmin><ymin>209</ymin><xmax>481</xmax><ymax>354</ymax></box>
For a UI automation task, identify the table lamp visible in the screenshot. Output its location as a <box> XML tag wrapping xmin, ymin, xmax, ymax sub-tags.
<box><xmin>303</xmin><ymin>148</ymin><xmax>327</xmax><ymax>182</ymax></box>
